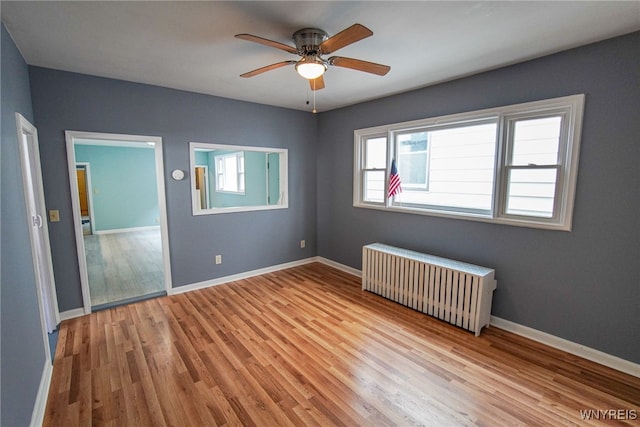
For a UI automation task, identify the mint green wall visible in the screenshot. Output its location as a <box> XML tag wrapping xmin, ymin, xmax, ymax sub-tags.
<box><xmin>194</xmin><ymin>150</ymin><xmax>208</xmax><ymax>166</ymax></box>
<box><xmin>206</xmin><ymin>150</ymin><xmax>266</xmax><ymax>208</ymax></box>
<box><xmin>195</xmin><ymin>149</ymin><xmax>282</xmax><ymax>208</ymax></box>
<box><xmin>74</xmin><ymin>145</ymin><xmax>159</xmax><ymax>231</ymax></box>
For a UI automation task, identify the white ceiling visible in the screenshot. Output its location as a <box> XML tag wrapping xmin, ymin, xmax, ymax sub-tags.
<box><xmin>2</xmin><ymin>1</ymin><xmax>639</xmax><ymax>112</ymax></box>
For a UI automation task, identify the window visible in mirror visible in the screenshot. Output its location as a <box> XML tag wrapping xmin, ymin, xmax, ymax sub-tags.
<box><xmin>190</xmin><ymin>142</ymin><xmax>288</xmax><ymax>215</ymax></box>
<box><xmin>215</xmin><ymin>152</ymin><xmax>245</xmax><ymax>193</ymax></box>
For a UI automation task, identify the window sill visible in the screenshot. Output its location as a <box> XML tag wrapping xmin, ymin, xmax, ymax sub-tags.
<box><xmin>353</xmin><ymin>202</ymin><xmax>572</xmax><ymax>231</ymax></box>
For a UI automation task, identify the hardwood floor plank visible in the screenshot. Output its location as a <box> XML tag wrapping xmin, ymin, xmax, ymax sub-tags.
<box><xmin>44</xmin><ymin>263</ymin><xmax>640</xmax><ymax>426</ymax></box>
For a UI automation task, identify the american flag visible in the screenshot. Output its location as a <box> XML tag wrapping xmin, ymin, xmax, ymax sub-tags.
<box><xmin>388</xmin><ymin>159</ymin><xmax>402</xmax><ymax>198</ymax></box>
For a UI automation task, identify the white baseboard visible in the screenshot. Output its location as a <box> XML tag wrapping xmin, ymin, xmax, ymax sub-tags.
<box><xmin>490</xmin><ymin>316</ymin><xmax>639</xmax><ymax>378</ymax></box>
<box><xmin>59</xmin><ymin>307</ymin><xmax>86</xmax><ymax>321</ymax></box>
<box><xmin>316</xmin><ymin>256</ymin><xmax>362</xmax><ymax>277</ymax></box>
<box><xmin>30</xmin><ymin>360</ymin><xmax>53</xmax><ymax>427</ymax></box>
<box><xmin>171</xmin><ymin>257</ymin><xmax>319</xmax><ymax>295</ymax></box>
<box><xmin>94</xmin><ymin>225</ymin><xmax>160</xmax><ymax>235</ymax></box>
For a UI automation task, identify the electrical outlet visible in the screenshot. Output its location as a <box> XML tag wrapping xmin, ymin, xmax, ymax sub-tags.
<box><xmin>215</xmin><ymin>255</ymin><xmax>222</xmax><ymax>264</ymax></box>
<box><xmin>49</xmin><ymin>210</ymin><xmax>60</xmax><ymax>222</ymax></box>
<box><xmin>300</xmin><ymin>240</ymin><xmax>305</xmax><ymax>249</ymax></box>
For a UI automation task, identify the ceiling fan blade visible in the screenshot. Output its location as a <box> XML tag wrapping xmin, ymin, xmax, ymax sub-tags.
<box><xmin>240</xmin><ymin>61</ymin><xmax>297</xmax><ymax>78</ymax></box>
<box><xmin>309</xmin><ymin>75</ymin><xmax>325</xmax><ymax>91</ymax></box>
<box><xmin>329</xmin><ymin>56</ymin><xmax>390</xmax><ymax>76</ymax></box>
<box><xmin>235</xmin><ymin>34</ymin><xmax>298</xmax><ymax>54</ymax></box>
<box><xmin>319</xmin><ymin>24</ymin><xmax>373</xmax><ymax>54</ymax></box>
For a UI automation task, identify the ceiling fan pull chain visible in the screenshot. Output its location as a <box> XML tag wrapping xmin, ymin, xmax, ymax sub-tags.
<box><xmin>312</xmin><ymin>80</ymin><xmax>317</xmax><ymax>114</ymax></box>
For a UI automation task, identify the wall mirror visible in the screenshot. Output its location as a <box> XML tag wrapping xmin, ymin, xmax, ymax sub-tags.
<box><xmin>189</xmin><ymin>142</ymin><xmax>288</xmax><ymax>215</ymax></box>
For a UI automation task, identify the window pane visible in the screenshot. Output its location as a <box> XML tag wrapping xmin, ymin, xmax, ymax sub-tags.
<box><xmin>397</xmin><ymin>132</ymin><xmax>428</xmax><ymax>188</ymax></box>
<box><xmin>511</xmin><ymin>117</ymin><xmax>561</xmax><ymax>165</ymax></box>
<box><xmin>363</xmin><ymin>170</ymin><xmax>385</xmax><ymax>203</ymax></box>
<box><xmin>365</xmin><ymin>137</ymin><xmax>386</xmax><ymax>169</ymax></box>
<box><xmin>238</xmin><ymin>155</ymin><xmax>245</xmax><ymax>173</ymax></box>
<box><xmin>395</xmin><ymin>122</ymin><xmax>497</xmax><ymax>211</ymax></box>
<box><xmin>506</xmin><ymin>168</ymin><xmax>557</xmax><ymax>217</ymax></box>
<box><xmin>224</xmin><ymin>156</ymin><xmax>238</xmax><ymax>192</ymax></box>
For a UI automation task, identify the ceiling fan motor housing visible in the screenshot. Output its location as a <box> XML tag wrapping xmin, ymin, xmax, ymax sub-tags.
<box><xmin>292</xmin><ymin>28</ymin><xmax>328</xmax><ymax>55</ymax></box>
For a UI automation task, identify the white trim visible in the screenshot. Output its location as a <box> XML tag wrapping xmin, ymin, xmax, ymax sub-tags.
<box><xmin>59</xmin><ymin>308</ymin><xmax>87</xmax><ymax>321</ymax></box>
<box><xmin>490</xmin><ymin>316</ymin><xmax>639</xmax><ymax>378</ymax></box>
<box><xmin>93</xmin><ymin>225</ymin><xmax>160</xmax><ymax>235</ymax></box>
<box><xmin>316</xmin><ymin>256</ymin><xmax>362</xmax><ymax>277</ymax></box>
<box><xmin>74</xmin><ymin>138</ymin><xmax>157</xmax><ymax>148</ymax></box>
<box><xmin>15</xmin><ymin>113</ymin><xmax>60</xmax><ymax>336</ymax></box>
<box><xmin>66</xmin><ymin>134</ymin><xmax>92</xmax><ymax>310</ymax></box>
<box><xmin>189</xmin><ymin>142</ymin><xmax>289</xmax><ymax>215</ymax></box>
<box><xmin>154</xmin><ymin>138</ymin><xmax>174</xmax><ymax>301</ymax></box>
<box><xmin>29</xmin><ymin>360</ymin><xmax>53</xmax><ymax>427</ymax></box>
<box><xmin>65</xmin><ymin>131</ymin><xmax>173</xmax><ymax>313</ymax></box>
<box><xmin>171</xmin><ymin>257</ymin><xmax>318</xmax><ymax>295</ymax></box>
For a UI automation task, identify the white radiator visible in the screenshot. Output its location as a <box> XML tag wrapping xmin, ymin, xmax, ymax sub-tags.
<box><xmin>362</xmin><ymin>243</ymin><xmax>497</xmax><ymax>336</ymax></box>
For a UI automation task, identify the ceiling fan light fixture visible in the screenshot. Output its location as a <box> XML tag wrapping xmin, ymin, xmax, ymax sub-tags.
<box><xmin>295</xmin><ymin>56</ymin><xmax>327</xmax><ymax>80</ymax></box>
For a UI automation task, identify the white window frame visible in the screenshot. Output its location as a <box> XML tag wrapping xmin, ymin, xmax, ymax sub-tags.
<box><xmin>215</xmin><ymin>151</ymin><xmax>245</xmax><ymax>194</ymax></box>
<box><xmin>359</xmin><ymin>134</ymin><xmax>388</xmax><ymax>205</ymax></box>
<box><xmin>353</xmin><ymin>94</ymin><xmax>585</xmax><ymax>231</ymax></box>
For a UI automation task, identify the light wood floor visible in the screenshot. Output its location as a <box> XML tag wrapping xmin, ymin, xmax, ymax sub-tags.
<box><xmin>45</xmin><ymin>263</ymin><xmax>639</xmax><ymax>426</ymax></box>
<box><xmin>84</xmin><ymin>230</ymin><xmax>164</xmax><ymax>306</ymax></box>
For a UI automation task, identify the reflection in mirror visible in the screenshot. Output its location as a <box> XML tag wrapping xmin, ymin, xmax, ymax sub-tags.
<box><xmin>189</xmin><ymin>142</ymin><xmax>288</xmax><ymax>215</ymax></box>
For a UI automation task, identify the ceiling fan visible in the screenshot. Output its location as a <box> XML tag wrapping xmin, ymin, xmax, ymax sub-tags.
<box><xmin>235</xmin><ymin>24</ymin><xmax>390</xmax><ymax>91</ymax></box>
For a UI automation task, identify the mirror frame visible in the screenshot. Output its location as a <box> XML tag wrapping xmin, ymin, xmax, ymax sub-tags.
<box><xmin>189</xmin><ymin>142</ymin><xmax>288</xmax><ymax>215</ymax></box>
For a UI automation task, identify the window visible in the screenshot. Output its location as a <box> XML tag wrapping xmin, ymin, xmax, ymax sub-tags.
<box><xmin>397</xmin><ymin>131</ymin><xmax>429</xmax><ymax>190</ymax></box>
<box><xmin>394</xmin><ymin>121</ymin><xmax>498</xmax><ymax>214</ymax></box>
<box><xmin>353</xmin><ymin>95</ymin><xmax>585</xmax><ymax>230</ymax></box>
<box><xmin>215</xmin><ymin>152</ymin><xmax>245</xmax><ymax>193</ymax></box>
<box><xmin>361</xmin><ymin>136</ymin><xmax>387</xmax><ymax>203</ymax></box>
<box><xmin>503</xmin><ymin>116</ymin><xmax>562</xmax><ymax>218</ymax></box>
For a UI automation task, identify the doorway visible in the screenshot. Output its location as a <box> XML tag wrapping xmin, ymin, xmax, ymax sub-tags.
<box><xmin>76</xmin><ymin>163</ymin><xmax>95</xmax><ymax>235</ymax></box>
<box><xmin>194</xmin><ymin>165</ymin><xmax>210</xmax><ymax>209</ymax></box>
<box><xmin>65</xmin><ymin>131</ymin><xmax>172</xmax><ymax>312</ymax></box>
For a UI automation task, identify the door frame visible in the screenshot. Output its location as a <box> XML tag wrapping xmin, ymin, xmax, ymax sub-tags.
<box><xmin>15</xmin><ymin>113</ymin><xmax>60</xmax><ymax>346</ymax></box>
<box><xmin>195</xmin><ymin>165</ymin><xmax>210</xmax><ymax>209</ymax></box>
<box><xmin>65</xmin><ymin>131</ymin><xmax>173</xmax><ymax>313</ymax></box>
<box><xmin>75</xmin><ymin>162</ymin><xmax>96</xmax><ymax>235</ymax></box>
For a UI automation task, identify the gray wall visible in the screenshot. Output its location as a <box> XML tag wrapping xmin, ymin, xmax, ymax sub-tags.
<box><xmin>316</xmin><ymin>32</ymin><xmax>640</xmax><ymax>363</ymax></box>
<box><xmin>1</xmin><ymin>23</ymin><xmax>48</xmax><ymax>426</ymax></box>
<box><xmin>29</xmin><ymin>67</ymin><xmax>318</xmax><ymax>312</ymax></box>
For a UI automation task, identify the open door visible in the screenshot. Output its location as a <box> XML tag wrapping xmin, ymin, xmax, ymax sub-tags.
<box><xmin>77</xmin><ymin>168</ymin><xmax>89</xmax><ymax>216</ymax></box>
<box><xmin>15</xmin><ymin>113</ymin><xmax>60</xmax><ymax>350</ymax></box>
